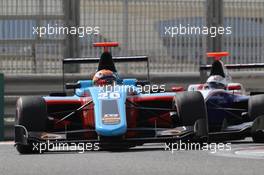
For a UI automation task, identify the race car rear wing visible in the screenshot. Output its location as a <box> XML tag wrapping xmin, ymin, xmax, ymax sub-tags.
<box><xmin>63</xmin><ymin>56</ymin><xmax>149</xmax><ymax>78</ymax></box>
<box><xmin>62</xmin><ymin>56</ymin><xmax>150</xmax><ymax>91</ymax></box>
<box><xmin>63</xmin><ymin>56</ymin><xmax>149</xmax><ymax>64</ymax></box>
<box><xmin>200</xmin><ymin>63</ymin><xmax>264</xmax><ymax>71</ymax></box>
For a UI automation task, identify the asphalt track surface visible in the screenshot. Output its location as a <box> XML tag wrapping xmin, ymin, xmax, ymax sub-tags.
<box><xmin>0</xmin><ymin>139</ymin><xmax>264</xmax><ymax>175</ymax></box>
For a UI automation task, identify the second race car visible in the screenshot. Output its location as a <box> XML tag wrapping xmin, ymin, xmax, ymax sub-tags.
<box><xmin>188</xmin><ymin>52</ymin><xmax>264</xmax><ymax>142</ymax></box>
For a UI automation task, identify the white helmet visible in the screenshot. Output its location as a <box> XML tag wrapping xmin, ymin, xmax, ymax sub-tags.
<box><xmin>206</xmin><ymin>75</ymin><xmax>227</xmax><ymax>89</ymax></box>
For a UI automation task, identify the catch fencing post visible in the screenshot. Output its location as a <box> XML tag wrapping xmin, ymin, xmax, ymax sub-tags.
<box><xmin>0</xmin><ymin>73</ymin><xmax>4</xmax><ymax>141</ymax></box>
<box><xmin>200</xmin><ymin>0</ymin><xmax>224</xmax><ymax>82</ymax></box>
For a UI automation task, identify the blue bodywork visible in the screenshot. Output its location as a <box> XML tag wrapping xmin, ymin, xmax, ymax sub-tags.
<box><xmin>44</xmin><ymin>79</ymin><xmax>174</xmax><ymax>137</ymax></box>
<box><xmin>88</xmin><ymin>85</ymin><xmax>128</xmax><ymax>136</ymax></box>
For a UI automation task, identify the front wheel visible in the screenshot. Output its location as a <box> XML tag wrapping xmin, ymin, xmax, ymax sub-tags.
<box><xmin>173</xmin><ymin>91</ymin><xmax>208</xmax><ymax>141</ymax></box>
<box><xmin>248</xmin><ymin>95</ymin><xmax>264</xmax><ymax>143</ymax></box>
<box><xmin>15</xmin><ymin>96</ymin><xmax>47</xmax><ymax>154</ymax></box>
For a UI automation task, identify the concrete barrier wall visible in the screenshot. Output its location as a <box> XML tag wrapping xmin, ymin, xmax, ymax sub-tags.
<box><xmin>4</xmin><ymin>72</ymin><xmax>264</xmax><ymax>139</ymax></box>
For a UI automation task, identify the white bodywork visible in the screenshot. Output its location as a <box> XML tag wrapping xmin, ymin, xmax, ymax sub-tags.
<box><xmin>188</xmin><ymin>60</ymin><xmax>245</xmax><ymax>97</ymax></box>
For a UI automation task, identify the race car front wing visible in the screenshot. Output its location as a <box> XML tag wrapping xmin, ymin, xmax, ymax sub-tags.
<box><xmin>15</xmin><ymin>118</ymin><xmax>208</xmax><ymax>150</ymax></box>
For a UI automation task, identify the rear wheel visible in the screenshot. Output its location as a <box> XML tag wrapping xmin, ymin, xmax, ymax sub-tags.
<box><xmin>174</xmin><ymin>91</ymin><xmax>208</xmax><ymax>141</ymax></box>
<box><xmin>248</xmin><ymin>95</ymin><xmax>264</xmax><ymax>143</ymax></box>
<box><xmin>15</xmin><ymin>97</ymin><xmax>47</xmax><ymax>154</ymax></box>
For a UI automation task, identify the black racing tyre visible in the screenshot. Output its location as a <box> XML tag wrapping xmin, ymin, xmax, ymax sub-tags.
<box><xmin>248</xmin><ymin>95</ymin><xmax>264</xmax><ymax>143</ymax></box>
<box><xmin>16</xmin><ymin>144</ymin><xmax>39</xmax><ymax>154</ymax></box>
<box><xmin>252</xmin><ymin>128</ymin><xmax>264</xmax><ymax>143</ymax></box>
<box><xmin>15</xmin><ymin>96</ymin><xmax>47</xmax><ymax>154</ymax></box>
<box><xmin>174</xmin><ymin>91</ymin><xmax>207</xmax><ymax>126</ymax></box>
<box><xmin>173</xmin><ymin>91</ymin><xmax>208</xmax><ymax>141</ymax></box>
<box><xmin>248</xmin><ymin>95</ymin><xmax>264</xmax><ymax>120</ymax></box>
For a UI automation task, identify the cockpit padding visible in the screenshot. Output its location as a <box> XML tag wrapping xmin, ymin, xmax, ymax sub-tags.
<box><xmin>210</xmin><ymin>61</ymin><xmax>225</xmax><ymax>78</ymax></box>
<box><xmin>97</xmin><ymin>52</ymin><xmax>117</xmax><ymax>72</ymax></box>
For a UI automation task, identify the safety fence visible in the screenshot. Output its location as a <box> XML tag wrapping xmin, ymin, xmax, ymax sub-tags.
<box><xmin>0</xmin><ymin>0</ymin><xmax>264</xmax><ymax>74</ymax></box>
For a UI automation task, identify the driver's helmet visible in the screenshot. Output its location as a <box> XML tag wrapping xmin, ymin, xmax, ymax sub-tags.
<box><xmin>93</xmin><ymin>69</ymin><xmax>117</xmax><ymax>86</ymax></box>
<box><xmin>206</xmin><ymin>75</ymin><xmax>227</xmax><ymax>89</ymax></box>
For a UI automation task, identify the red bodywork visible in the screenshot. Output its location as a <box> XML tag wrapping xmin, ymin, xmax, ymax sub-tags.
<box><xmin>45</xmin><ymin>95</ymin><xmax>174</xmax><ymax>140</ymax></box>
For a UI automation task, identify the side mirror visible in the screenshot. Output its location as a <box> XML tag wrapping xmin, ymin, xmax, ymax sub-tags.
<box><xmin>227</xmin><ymin>85</ymin><xmax>241</xmax><ymax>91</ymax></box>
<box><xmin>136</xmin><ymin>80</ymin><xmax>150</xmax><ymax>86</ymax></box>
<box><xmin>65</xmin><ymin>83</ymin><xmax>81</xmax><ymax>89</ymax></box>
<box><xmin>49</xmin><ymin>92</ymin><xmax>67</xmax><ymax>96</ymax></box>
<box><xmin>171</xmin><ymin>86</ymin><xmax>184</xmax><ymax>92</ymax></box>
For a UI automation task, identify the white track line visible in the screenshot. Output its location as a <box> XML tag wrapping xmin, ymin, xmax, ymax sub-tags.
<box><xmin>0</xmin><ymin>141</ymin><xmax>14</xmax><ymax>145</ymax></box>
<box><xmin>234</xmin><ymin>146</ymin><xmax>264</xmax><ymax>157</ymax></box>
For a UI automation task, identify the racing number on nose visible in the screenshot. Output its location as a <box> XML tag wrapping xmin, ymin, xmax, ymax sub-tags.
<box><xmin>98</xmin><ymin>92</ymin><xmax>120</xmax><ymax>99</ymax></box>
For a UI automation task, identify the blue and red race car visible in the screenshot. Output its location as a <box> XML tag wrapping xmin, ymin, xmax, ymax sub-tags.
<box><xmin>15</xmin><ymin>42</ymin><xmax>208</xmax><ymax>154</ymax></box>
